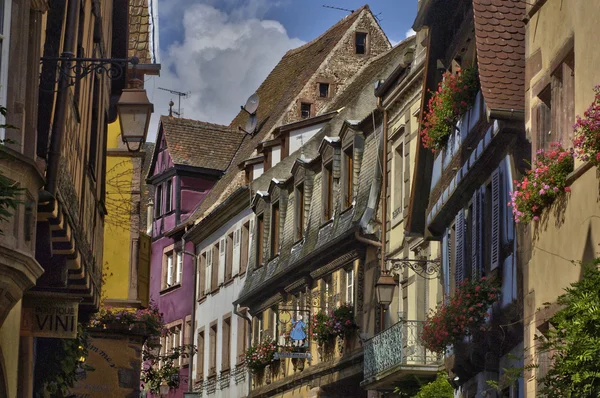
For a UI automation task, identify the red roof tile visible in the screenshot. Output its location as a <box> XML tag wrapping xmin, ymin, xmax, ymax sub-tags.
<box><xmin>473</xmin><ymin>0</ymin><xmax>526</xmax><ymax>111</ymax></box>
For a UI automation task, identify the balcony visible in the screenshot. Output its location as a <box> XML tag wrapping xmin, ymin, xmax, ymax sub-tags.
<box><xmin>361</xmin><ymin>320</ymin><xmax>442</xmax><ymax>390</ymax></box>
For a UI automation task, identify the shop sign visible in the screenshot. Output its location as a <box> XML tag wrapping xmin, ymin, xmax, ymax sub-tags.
<box><xmin>22</xmin><ymin>300</ymin><xmax>79</xmax><ymax>338</ymax></box>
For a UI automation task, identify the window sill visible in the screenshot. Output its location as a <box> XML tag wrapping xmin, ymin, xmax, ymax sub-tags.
<box><xmin>267</xmin><ymin>253</ymin><xmax>279</xmax><ymax>263</ymax></box>
<box><xmin>223</xmin><ymin>278</ymin><xmax>234</xmax><ymax>287</ymax></box>
<box><xmin>340</xmin><ymin>204</ymin><xmax>354</xmax><ymax>216</ymax></box>
<box><xmin>210</xmin><ymin>286</ymin><xmax>220</xmax><ymax>295</ymax></box>
<box><xmin>221</xmin><ymin>366</ymin><xmax>231</xmax><ymax>373</ymax></box>
<box><xmin>319</xmin><ymin>217</ymin><xmax>334</xmax><ymax>229</ymax></box>
<box><xmin>197</xmin><ymin>296</ymin><xmax>207</xmax><ymax>304</ymax></box>
<box><xmin>160</xmin><ymin>283</ymin><xmax>182</xmax><ymax>295</ymax></box>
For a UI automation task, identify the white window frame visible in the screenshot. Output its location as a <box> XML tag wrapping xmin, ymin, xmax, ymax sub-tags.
<box><xmin>0</xmin><ymin>0</ymin><xmax>11</xmax><ymax>141</ymax></box>
<box><xmin>166</xmin><ymin>253</ymin><xmax>174</xmax><ymax>286</ymax></box>
<box><xmin>346</xmin><ymin>268</ymin><xmax>354</xmax><ymax>304</ymax></box>
<box><xmin>205</xmin><ymin>249</ymin><xmax>212</xmax><ymax>294</ymax></box>
<box><xmin>176</xmin><ymin>251</ymin><xmax>183</xmax><ymax>284</ymax></box>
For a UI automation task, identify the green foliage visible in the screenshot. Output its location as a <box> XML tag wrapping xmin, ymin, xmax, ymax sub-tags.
<box><xmin>394</xmin><ymin>372</ymin><xmax>453</xmax><ymax>398</ymax></box>
<box><xmin>245</xmin><ymin>339</ymin><xmax>277</xmax><ymax>373</ymax></box>
<box><xmin>38</xmin><ymin>324</ymin><xmax>94</xmax><ymax>397</ymax></box>
<box><xmin>0</xmin><ymin>105</ymin><xmax>23</xmax><ymax>234</ymax></box>
<box><xmin>485</xmin><ymin>353</ymin><xmax>536</xmax><ymax>393</ymax></box>
<box><xmin>537</xmin><ymin>259</ymin><xmax>600</xmax><ymax>397</ymax></box>
<box><xmin>141</xmin><ymin>343</ymin><xmax>196</xmax><ymax>393</ymax></box>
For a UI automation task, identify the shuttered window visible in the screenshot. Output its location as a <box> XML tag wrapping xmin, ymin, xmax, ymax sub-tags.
<box><xmin>295</xmin><ymin>183</ymin><xmax>305</xmax><ymax>239</ymax></box>
<box><xmin>490</xmin><ymin>168</ymin><xmax>501</xmax><ymax>271</ymax></box>
<box><xmin>199</xmin><ymin>252</ymin><xmax>207</xmax><ymax>299</ymax></box>
<box><xmin>240</xmin><ymin>221</ymin><xmax>250</xmax><ymax>274</ymax></box>
<box><xmin>471</xmin><ymin>188</ymin><xmax>484</xmax><ymax>279</ymax></box>
<box><xmin>454</xmin><ymin>210</ymin><xmax>466</xmax><ymax>287</ymax></box>
<box><xmin>225</xmin><ymin>233</ymin><xmax>233</xmax><ymax>282</ymax></box>
<box><xmin>442</xmin><ymin>230</ymin><xmax>451</xmax><ymax>298</ymax></box>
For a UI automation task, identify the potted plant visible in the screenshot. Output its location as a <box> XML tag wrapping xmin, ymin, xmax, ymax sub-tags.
<box><xmin>509</xmin><ymin>142</ymin><xmax>574</xmax><ymax>223</ymax></box>
<box><xmin>421</xmin><ymin>278</ymin><xmax>500</xmax><ymax>354</ymax></box>
<box><xmin>245</xmin><ymin>339</ymin><xmax>277</xmax><ymax>374</ymax></box>
<box><xmin>574</xmin><ymin>85</ymin><xmax>600</xmax><ymax>163</ymax></box>
<box><xmin>421</xmin><ymin>66</ymin><xmax>480</xmax><ymax>152</ymax></box>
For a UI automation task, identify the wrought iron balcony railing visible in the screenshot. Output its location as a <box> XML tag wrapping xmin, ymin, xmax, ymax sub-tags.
<box><xmin>363</xmin><ymin>320</ymin><xmax>442</xmax><ymax>381</ymax></box>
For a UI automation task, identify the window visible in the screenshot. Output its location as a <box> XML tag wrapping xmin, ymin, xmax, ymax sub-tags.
<box><xmin>355</xmin><ymin>32</ymin><xmax>367</xmax><ymax>55</ymax></box>
<box><xmin>165</xmin><ymin>179</ymin><xmax>173</xmax><ymax>213</ymax></box>
<box><xmin>204</xmin><ymin>249</ymin><xmax>213</xmax><ymax>296</ymax></box>
<box><xmin>241</xmin><ymin>221</ymin><xmax>250</xmax><ymax>274</ymax></box>
<box><xmin>270</xmin><ymin>202</ymin><xmax>280</xmax><ymax>256</ymax></box>
<box><xmin>256</xmin><ymin>214</ymin><xmax>265</xmax><ymax>266</ymax></box>
<box><xmin>198</xmin><ymin>253</ymin><xmax>206</xmax><ymax>300</ymax></box>
<box><xmin>323</xmin><ymin>162</ymin><xmax>333</xmax><ymax>220</ymax></box>
<box><xmin>175</xmin><ymin>252</ymin><xmax>183</xmax><ymax>285</ymax></box>
<box><xmin>345</xmin><ymin>268</ymin><xmax>355</xmax><ymax>304</ymax></box>
<box><xmin>344</xmin><ymin>148</ymin><xmax>354</xmax><ymax>208</ymax></box>
<box><xmin>301</xmin><ymin>102</ymin><xmax>312</xmax><ymax>119</ymax></box>
<box><xmin>183</xmin><ymin>317</ymin><xmax>192</xmax><ymax>365</ymax></box>
<box><xmin>196</xmin><ymin>329</ymin><xmax>205</xmax><ymax>380</ymax></box>
<box><xmin>226</xmin><ymin>232</ymin><xmax>233</xmax><ymax>281</ymax></box>
<box><xmin>211</xmin><ymin>244</ymin><xmax>219</xmax><ymax>292</ymax></box>
<box><xmin>321</xmin><ymin>275</ymin><xmax>333</xmax><ymax>311</ymax></box>
<box><xmin>166</xmin><ymin>253</ymin><xmax>174</xmax><ymax>287</ymax></box>
<box><xmin>209</xmin><ymin>323</ymin><xmax>217</xmax><ymax>376</ymax></box>
<box><xmin>254</xmin><ymin>312</ymin><xmax>265</xmax><ymax>344</ymax></box>
<box><xmin>295</xmin><ymin>183</ymin><xmax>305</xmax><ymax>240</ymax></box>
<box><xmin>393</xmin><ymin>144</ymin><xmax>404</xmax><ymax>217</ymax></box>
<box><xmin>222</xmin><ymin>316</ymin><xmax>231</xmax><ymax>371</ymax></box>
<box><xmin>319</xmin><ymin>83</ymin><xmax>330</xmax><ymax>98</ymax></box>
<box><xmin>155</xmin><ymin>185</ymin><xmax>162</xmax><ymax>218</ymax></box>
<box><xmin>237</xmin><ymin>309</ymin><xmax>249</xmax><ymax>364</ymax></box>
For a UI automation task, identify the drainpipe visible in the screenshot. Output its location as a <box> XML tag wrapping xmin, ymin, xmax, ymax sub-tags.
<box><xmin>180</xmin><ymin>231</ymin><xmax>197</xmax><ymax>392</ymax></box>
<box><xmin>45</xmin><ymin>0</ymin><xmax>80</xmax><ymax>196</ymax></box>
<box><xmin>377</xmin><ymin>98</ymin><xmax>389</xmax><ymax>275</ymax></box>
<box><xmin>354</xmin><ymin>231</ymin><xmax>381</xmax><ymax>247</ymax></box>
<box><xmin>233</xmin><ymin>303</ymin><xmax>252</xmax><ymax>395</ymax></box>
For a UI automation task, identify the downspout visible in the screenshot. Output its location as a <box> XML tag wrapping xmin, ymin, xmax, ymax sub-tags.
<box><xmin>180</xmin><ymin>230</ymin><xmax>197</xmax><ymax>393</ymax></box>
<box><xmin>45</xmin><ymin>0</ymin><xmax>81</xmax><ymax>196</ymax></box>
<box><xmin>377</xmin><ymin>98</ymin><xmax>389</xmax><ymax>275</ymax></box>
<box><xmin>233</xmin><ymin>303</ymin><xmax>252</xmax><ymax>395</ymax></box>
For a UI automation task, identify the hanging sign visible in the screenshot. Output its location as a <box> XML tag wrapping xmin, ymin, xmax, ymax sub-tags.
<box><xmin>22</xmin><ymin>300</ymin><xmax>79</xmax><ymax>339</ymax></box>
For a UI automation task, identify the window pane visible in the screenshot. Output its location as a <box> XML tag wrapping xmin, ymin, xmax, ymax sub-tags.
<box><xmin>167</xmin><ymin>254</ymin><xmax>174</xmax><ymax>286</ymax></box>
<box><xmin>301</xmin><ymin>103</ymin><xmax>311</xmax><ymax>119</ymax></box>
<box><xmin>319</xmin><ymin>83</ymin><xmax>329</xmax><ymax>98</ymax></box>
<box><xmin>355</xmin><ymin>32</ymin><xmax>367</xmax><ymax>54</ymax></box>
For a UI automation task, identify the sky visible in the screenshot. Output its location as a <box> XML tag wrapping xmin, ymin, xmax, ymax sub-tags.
<box><xmin>145</xmin><ymin>0</ymin><xmax>418</xmax><ymax>142</ymax></box>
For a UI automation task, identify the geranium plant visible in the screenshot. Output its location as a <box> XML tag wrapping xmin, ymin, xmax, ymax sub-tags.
<box><xmin>245</xmin><ymin>339</ymin><xmax>277</xmax><ymax>373</ymax></box>
<box><xmin>88</xmin><ymin>303</ymin><xmax>165</xmax><ymax>337</ymax></box>
<box><xmin>421</xmin><ymin>66</ymin><xmax>480</xmax><ymax>152</ymax></box>
<box><xmin>421</xmin><ymin>278</ymin><xmax>500</xmax><ymax>354</ymax></box>
<box><xmin>509</xmin><ymin>143</ymin><xmax>574</xmax><ymax>223</ymax></box>
<box><xmin>573</xmin><ymin>85</ymin><xmax>600</xmax><ymax>163</ymax></box>
<box><xmin>311</xmin><ymin>304</ymin><xmax>358</xmax><ymax>344</ymax></box>
<box><xmin>142</xmin><ymin>344</ymin><xmax>196</xmax><ymax>393</ymax></box>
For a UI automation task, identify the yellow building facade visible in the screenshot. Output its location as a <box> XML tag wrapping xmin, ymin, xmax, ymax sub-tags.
<box><xmin>523</xmin><ymin>1</ymin><xmax>600</xmax><ymax>396</ymax></box>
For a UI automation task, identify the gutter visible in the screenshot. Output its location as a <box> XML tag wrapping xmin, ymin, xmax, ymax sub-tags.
<box><xmin>487</xmin><ymin>108</ymin><xmax>525</xmax><ymax>122</ymax></box>
<box><xmin>233</xmin><ymin>303</ymin><xmax>253</xmax><ymax>395</ymax></box>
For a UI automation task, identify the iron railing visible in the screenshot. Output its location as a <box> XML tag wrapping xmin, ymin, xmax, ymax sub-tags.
<box><xmin>363</xmin><ymin>320</ymin><xmax>442</xmax><ymax>380</ymax></box>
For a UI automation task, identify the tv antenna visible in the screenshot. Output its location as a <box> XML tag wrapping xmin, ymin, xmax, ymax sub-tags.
<box><xmin>158</xmin><ymin>87</ymin><xmax>190</xmax><ymax>117</ymax></box>
<box><xmin>239</xmin><ymin>93</ymin><xmax>260</xmax><ymax>135</ymax></box>
<box><xmin>322</xmin><ymin>5</ymin><xmax>354</xmax><ymax>13</ymax></box>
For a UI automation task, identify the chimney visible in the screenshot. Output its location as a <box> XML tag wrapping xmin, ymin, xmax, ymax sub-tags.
<box><xmin>147</xmin><ymin>198</ymin><xmax>154</xmax><ymax>235</ymax></box>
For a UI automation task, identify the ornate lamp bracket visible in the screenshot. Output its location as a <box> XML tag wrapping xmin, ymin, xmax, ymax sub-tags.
<box><xmin>384</xmin><ymin>258</ymin><xmax>441</xmax><ymax>280</ymax></box>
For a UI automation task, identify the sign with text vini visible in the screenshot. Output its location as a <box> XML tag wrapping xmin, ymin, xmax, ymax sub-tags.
<box><xmin>24</xmin><ymin>300</ymin><xmax>79</xmax><ymax>339</ymax></box>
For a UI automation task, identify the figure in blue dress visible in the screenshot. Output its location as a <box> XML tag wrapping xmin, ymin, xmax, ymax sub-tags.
<box><xmin>290</xmin><ymin>315</ymin><xmax>306</xmax><ymax>347</ymax></box>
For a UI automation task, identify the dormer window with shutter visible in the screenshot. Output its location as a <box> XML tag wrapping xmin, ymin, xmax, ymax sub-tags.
<box><xmin>343</xmin><ymin>146</ymin><xmax>354</xmax><ymax>209</ymax></box>
<box><xmin>256</xmin><ymin>213</ymin><xmax>265</xmax><ymax>266</ymax></box>
<box><xmin>270</xmin><ymin>201</ymin><xmax>280</xmax><ymax>257</ymax></box>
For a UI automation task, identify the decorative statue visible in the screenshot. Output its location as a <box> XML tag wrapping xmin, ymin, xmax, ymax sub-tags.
<box><xmin>290</xmin><ymin>315</ymin><xmax>306</xmax><ymax>347</ymax></box>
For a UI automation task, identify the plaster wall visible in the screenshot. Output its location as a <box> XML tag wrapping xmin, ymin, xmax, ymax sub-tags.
<box><xmin>524</xmin><ymin>2</ymin><xmax>600</xmax><ymax>396</ymax></box>
<box><xmin>288</xmin><ymin>123</ymin><xmax>326</xmax><ymax>154</ymax></box>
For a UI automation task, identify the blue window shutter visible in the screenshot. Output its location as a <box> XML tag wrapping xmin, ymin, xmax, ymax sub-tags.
<box><xmin>442</xmin><ymin>230</ymin><xmax>450</xmax><ymax>298</ymax></box>
<box><xmin>491</xmin><ymin>167</ymin><xmax>501</xmax><ymax>270</ymax></box>
<box><xmin>502</xmin><ymin>157</ymin><xmax>515</xmax><ymax>245</ymax></box>
<box><xmin>479</xmin><ymin>186</ymin><xmax>486</xmax><ymax>277</ymax></box>
<box><xmin>455</xmin><ymin>209</ymin><xmax>465</xmax><ymax>285</ymax></box>
<box><xmin>471</xmin><ymin>190</ymin><xmax>481</xmax><ymax>279</ymax></box>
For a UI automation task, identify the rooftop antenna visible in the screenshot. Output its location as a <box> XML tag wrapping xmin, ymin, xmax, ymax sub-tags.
<box><xmin>158</xmin><ymin>87</ymin><xmax>190</xmax><ymax>117</ymax></box>
<box><xmin>239</xmin><ymin>93</ymin><xmax>260</xmax><ymax>135</ymax></box>
<box><xmin>322</xmin><ymin>5</ymin><xmax>354</xmax><ymax>13</ymax></box>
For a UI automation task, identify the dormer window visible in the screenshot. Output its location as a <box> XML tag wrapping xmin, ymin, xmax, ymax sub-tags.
<box><xmin>295</xmin><ymin>182</ymin><xmax>305</xmax><ymax>240</ymax></box>
<box><xmin>270</xmin><ymin>201</ymin><xmax>280</xmax><ymax>256</ymax></box>
<box><xmin>355</xmin><ymin>32</ymin><xmax>368</xmax><ymax>55</ymax></box>
<box><xmin>319</xmin><ymin>83</ymin><xmax>330</xmax><ymax>98</ymax></box>
<box><xmin>323</xmin><ymin>162</ymin><xmax>333</xmax><ymax>220</ymax></box>
<box><xmin>165</xmin><ymin>179</ymin><xmax>173</xmax><ymax>213</ymax></box>
<box><xmin>256</xmin><ymin>214</ymin><xmax>265</xmax><ymax>266</ymax></box>
<box><xmin>343</xmin><ymin>147</ymin><xmax>354</xmax><ymax>209</ymax></box>
<box><xmin>155</xmin><ymin>185</ymin><xmax>163</xmax><ymax>218</ymax></box>
<box><xmin>300</xmin><ymin>102</ymin><xmax>312</xmax><ymax>119</ymax></box>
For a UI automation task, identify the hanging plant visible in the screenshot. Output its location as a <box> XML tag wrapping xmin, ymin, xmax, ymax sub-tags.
<box><xmin>331</xmin><ymin>303</ymin><xmax>358</xmax><ymax>337</ymax></box>
<box><xmin>421</xmin><ymin>66</ymin><xmax>480</xmax><ymax>152</ymax></box>
<box><xmin>573</xmin><ymin>85</ymin><xmax>600</xmax><ymax>163</ymax></box>
<box><xmin>421</xmin><ymin>278</ymin><xmax>500</xmax><ymax>354</ymax></box>
<box><xmin>311</xmin><ymin>304</ymin><xmax>358</xmax><ymax>344</ymax></box>
<box><xmin>509</xmin><ymin>142</ymin><xmax>574</xmax><ymax>224</ymax></box>
<box><xmin>245</xmin><ymin>339</ymin><xmax>277</xmax><ymax>373</ymax></box>
<box><xmin>88</xmin><ymin>303</ymin><xmax>165</xmax><ymax>337</ymax></box>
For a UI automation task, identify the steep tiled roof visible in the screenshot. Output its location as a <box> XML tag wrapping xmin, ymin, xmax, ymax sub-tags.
<box><xmin>473</xmin><ymin>0</ymin><xmax>526</xmax><ymax>111</ymax></box>
<box><xmin>129</xmin><ymin>0</ymin><xmax>155</xmax><ymax>63</ymax></box>
<box><xmin>160</xmin><ymin>116</ymin><xmax>244</xmax><ymax>171</ymax></box>
<box><xmin>187</xmin><ymin>6</ymin><xmax>370</xmax><ymax>220</ymax></box>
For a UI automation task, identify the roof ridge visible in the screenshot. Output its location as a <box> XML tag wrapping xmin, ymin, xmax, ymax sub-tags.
<box><xmin>285</xmin><ymin>5</ymin><xmax>368</xmax><ymax>57</ymax></box>
<box><xmin>160</xmin><ymin>115</ymin><xmax>235</xmax><ymax>131</ymax></box>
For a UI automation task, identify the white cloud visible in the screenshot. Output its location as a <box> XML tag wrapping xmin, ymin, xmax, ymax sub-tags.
<box><xmin>405</xmin><ymin>28</ymin><xmax>416</xmax><ymax>38</ymax></box>
<box><xmin>146</xmin><ymin>1</ymin><xmax>303</xmax><ymax>141</ymax></box>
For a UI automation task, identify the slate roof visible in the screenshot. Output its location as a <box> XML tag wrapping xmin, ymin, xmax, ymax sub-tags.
<box><xmin>186</xmin><ymin>6</ymin><xmax>370</xmax><ymax>220</ymax></box>
<box><xmin>473</xmin><ymin>0</ymin><xmax>526</xmax><ymax>111</ymax></box>
<box><xmin>235</xmin><ymin>43</ymin><xmax>415</xmax><ymax>307</ymax></box>
<box><xmin>160</xmin><ymin>116</ymin><xmax>244</xmax><ymax>171</ymax></box>
<box><xmin>129</xmin><ymin>0</ymin><xmax>156</xmax><ymax>64</ymax></box>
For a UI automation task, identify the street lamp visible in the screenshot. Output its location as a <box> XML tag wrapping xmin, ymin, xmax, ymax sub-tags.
<box><xmin>117</xmin><ymin>87</ymin><xmax>154</xmax><ymax>152</ymax></box>
<box><xmin>375</xmin><ymin>271</ymin><xmax>396</xmax><ymax>307</ymax></box>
